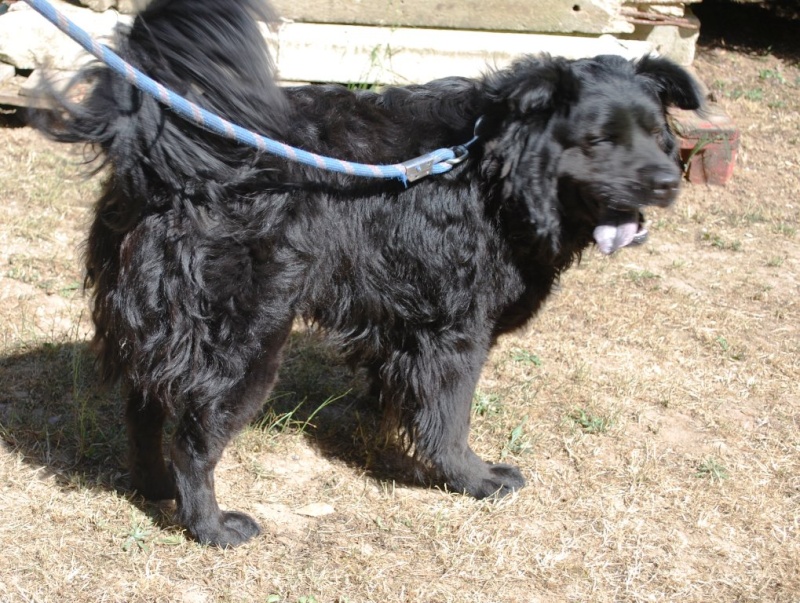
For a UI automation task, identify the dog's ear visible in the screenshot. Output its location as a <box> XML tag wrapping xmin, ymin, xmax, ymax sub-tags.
<box><xmin>481</xmin><ymin>57</ymin><xmax>583</xmax><ymax>255</ymax></box>
<box><xmin>635</xmin><ymin>55</ymin><xmax>704</xmax><ymax>110</ymax></box>
<box><xmin>481</xmin><ymin>117</ymin><xmax>565</xmax><ymax>255</ymax></box>
<box><xmin>484</xmin><ymin>56</ymin><xmax>579</xmax><ymax>115</ymax></box>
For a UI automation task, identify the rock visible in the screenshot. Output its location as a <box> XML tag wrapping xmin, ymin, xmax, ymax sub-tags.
<box><xmin>78</xmin><ymin>0</ymin><xmax>115</xmax><ymax>12</ymax></box>
<box><xmin>116</xmin><ymin>0</ymin><xmax>139</xmax><ymax>14</ymax></box>
<box><xmin>271</xmin><ymin>0</ymin><xmax>634</xmax><ymax>35</ymax></box>
<box><xmin>78</xmin><ymin>0</ymin><xmax>140</xmax><ymax>14</ymax></box>
<box><xmin>270</xmin><ymin>22</ymin><xmax>652</xmax><ymax>86</ymax></box>
<box><xmin>0</xmin><ymin>0</ymin><xmax>132</xmax><ymax>71</ymax></box>
<box><xmin>0</xmin><ymin>63</ymin><xmax>14</xmax><ymax>85</ymax></box>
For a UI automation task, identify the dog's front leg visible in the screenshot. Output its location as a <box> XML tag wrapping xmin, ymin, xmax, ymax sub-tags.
<box><xmin>171</xmin><ymin>415</ymin><xmax>261</xmax><ymax>547</ymax></box>
<box><xmin>170</xmin><ymin>333</ymin><xmax>287</xmax><ymax>547</ymax></box>
<box><xmin>385</xmin><ymin>337</ymin><xmax>527</xmax><ymax>499</ymax></box>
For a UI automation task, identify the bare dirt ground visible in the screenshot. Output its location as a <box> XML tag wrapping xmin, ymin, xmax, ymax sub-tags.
<box><xmin>0</xmin><ymin>3</ymin><xmax>798</xmax><ymax>602</ymax></box>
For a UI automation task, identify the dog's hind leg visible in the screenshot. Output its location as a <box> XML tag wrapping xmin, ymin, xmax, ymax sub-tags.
<box><xmin>384</xmin><ymin>338</ymin><xmax>526</xmax><ymax>499</ymax></box>
<box><xmin>126</xmin><ymin>388</ymin><xmax>176</xmax><ymax>500</ymax></box>
<box><xmin>170</xmin><ymin>325</ymin><xmax>290</xmax><ymax>547</ymax></box>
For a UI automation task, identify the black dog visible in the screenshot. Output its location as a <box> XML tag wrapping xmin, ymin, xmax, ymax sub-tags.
<box><xmin>38</xmin><ymin>0</ymin><xmax>702</xmax><ymax>546</ymax></box>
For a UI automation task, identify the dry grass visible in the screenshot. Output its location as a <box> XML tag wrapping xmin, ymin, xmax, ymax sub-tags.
<box><xmin>1</xmin><ymin>44</ymin><xmax>799</xmax><ymax>602</ymax></box>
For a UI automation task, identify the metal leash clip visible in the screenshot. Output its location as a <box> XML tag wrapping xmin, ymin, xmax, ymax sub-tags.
<box><xmin>401</xmin><ymin>155</ymin><xmax>437</xmax><ymax>182</ymax></box>
<box><xmin>401</xmin><ymin>116</ymin><xmax>484</xmax><ymax>181</ymax></box>
<box><xmin>446</xmin><ymin>115</ymin><xmax>484</xmax><ymax>167</ymax></box>
<box><xmin>445</xmin><ymin>144</ymin><xmax>471</xmax><ymax>167</ymax></box>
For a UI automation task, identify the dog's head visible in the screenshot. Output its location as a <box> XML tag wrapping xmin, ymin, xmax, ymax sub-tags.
<box><xmin>482</xmin><ymin>54</ymin><xmax>703</xmax><ymax>255</ymax></box>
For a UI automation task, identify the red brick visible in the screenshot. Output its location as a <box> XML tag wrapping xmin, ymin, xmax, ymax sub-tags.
<box><xmin>669</xmin><ymin>104</ymin><xmax>740</xmax><ymax>186</ymax></box>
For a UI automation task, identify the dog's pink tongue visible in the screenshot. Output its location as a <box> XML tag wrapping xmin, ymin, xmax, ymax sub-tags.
<box><xmin>593</xmin><ymin>221</ymin><xmax>639</xmax><ymax>255</ymax></box>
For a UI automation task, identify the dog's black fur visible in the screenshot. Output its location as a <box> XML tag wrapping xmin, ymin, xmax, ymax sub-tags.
<box><xmin>37</xmin><ymin>0</ymin><xmax>703</xmax><ymax>546</ymax></box>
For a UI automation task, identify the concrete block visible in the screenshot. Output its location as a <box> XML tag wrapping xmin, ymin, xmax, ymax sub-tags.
<box><xmin>0</xmin><ymin>63</ymin><xmax>14</xmax><ymax>85</ymax></box>
<box><xmin>271</xmin><ymin>0</ymin><xmax>634</xmax><ymax>34</ymax></box>
<box><xmin>77</xmin><ymin>0</ymin><xmax>116</xmax><ymax>12</ymax></box>
<box><xmin>0</xmin><ymin>0</ymin><xmax>131</xmax><ymax>70</ymax></box>
<box><xmin>267</xmin><ymin>22</ymin><xmax>652</xmax><ymax>85</ymax></box>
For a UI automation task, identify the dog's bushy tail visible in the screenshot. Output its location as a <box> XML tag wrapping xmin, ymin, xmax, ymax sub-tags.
<box><xmin>35</xmin><ymin>0</ymin><xmax>288</xmax><ymax>198</ymax></box>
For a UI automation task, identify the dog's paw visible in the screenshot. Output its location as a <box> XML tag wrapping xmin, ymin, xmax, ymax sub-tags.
<box><xmin>454</xmin><ymin>463</ymin><xmax>526</xmax><ymax>499</ymax></box>
<box><xmin>191</xmin><ymin>511</ymin><xmax>262</xmax><ymax>548</ymax></box>
<box><xmin>485</xmin><ymin>463</ymin><xmax>526</xmax><ymax>497</ymax></box>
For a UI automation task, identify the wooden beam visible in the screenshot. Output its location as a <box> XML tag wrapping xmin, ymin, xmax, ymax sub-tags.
<box><xmin>267</xmin><ymin>23</ymin><xmax>652</xmax><ymax>85</ymax></box>
<box><xmin>271</xmin><ymin>0</ymin><xmax>634</xmax><ymax>34</ymax></box>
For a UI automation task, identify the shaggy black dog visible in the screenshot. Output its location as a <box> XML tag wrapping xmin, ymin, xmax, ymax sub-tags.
<box><xmin>38</xmin><ymin>0</ymin><xmax>702</xmax><ymax>546</ymax></box>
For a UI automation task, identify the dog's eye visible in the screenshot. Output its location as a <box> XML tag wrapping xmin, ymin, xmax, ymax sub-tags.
<box><xmin>588</xmin><ymin>136</ymin><xmax>612</xmax><ymax>147</ymax></box>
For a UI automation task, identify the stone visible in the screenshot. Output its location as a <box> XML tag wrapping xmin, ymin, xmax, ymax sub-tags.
<box><xmin>0</xmin><ymin>63</ymin><xmax>14</xmax><ymax>85</ymax></box>
<box><xmin>116</xmin><ymin>0</ymin><xmax>139</xmax><ymax>14</ymax></box>
<box><xmin>267</xmin><ymin>22</ymin><xmax>652</xmax><ymax>86</ymax></box>
<box><xmin>0</xmin><ymin>0</ymin><xmax>132</xmax><ymax>71</ymax></box>
<box><xmin>77</xmin><ymin>0</ymin><xmax>115</xmax><ymax>12</ymax></box>
<box><xmin>77</xmin><ymin>0</ymin><xmax>141</xmax><ymax>14</ymax></box>
<box><xmin>271</xmin><ymin>0</ymin><xmax>634</xmax><ymax>34</ymax></box>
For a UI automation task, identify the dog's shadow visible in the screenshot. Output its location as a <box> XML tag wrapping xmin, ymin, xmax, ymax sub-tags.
<box><xmin>0</xmin><ymin>331</ymin><xmax>421</xmax><ymax>523</ymax></box>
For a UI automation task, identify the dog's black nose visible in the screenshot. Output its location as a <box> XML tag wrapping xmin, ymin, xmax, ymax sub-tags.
<box><xmin>647</xmin><ymin>169</ymin><xmax>681</xmax><ymax>207</ymax></box>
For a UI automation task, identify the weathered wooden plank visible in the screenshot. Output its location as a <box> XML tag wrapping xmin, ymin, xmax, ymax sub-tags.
<box><xmin>623</xmin><ymin>0</ymin><xmax>700</xmax><ymax>4</ymax></box>
<box><xmin>271</xmin><ymin>0</ymin><xmax>634</xmax><ymax>34</ymax></box>
<box><xmin>627</xmin><ymin>7</ymin><xmax>699</xmax><ymax>65</ymax></box>
<box><xmin>0</xmin><ymin>75</ymin><xmax>52</xmax><ymax>109</ymax></box>
<box><xmin>0</xmin><ymin>91</ymin><xmax>52</xmax><ymax>109</ymax></box>
<box><xmin>0</xmin><ymin>63</ymin><xmax>14</xmax><ymax>85</ymax></box>
<box><xmin>18</xmin><ymin>69</ymin><xmax>77</xmax><ymax>97</ymax></box>
<box><xmin>267</xmin><ymin>23</ymin><xmax>651</xmax><ymax>85</ymax></box>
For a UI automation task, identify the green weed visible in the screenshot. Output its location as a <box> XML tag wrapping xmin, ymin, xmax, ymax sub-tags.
<box><xmin>627</xmin><ymin>269</ymin><xmax>661</xmax><ymax>284</ymax></box>
<box><xmin>501</xmin><ymin>416</ymin><xmax>531</xmax><ymax>458</ymax></box>
<box><xmin>702</xmin><ymin>232</ymin><xmax>742</xmax><ymax>252</ymax></box>
<box><xmin>742</xmin><ymin>211</ymin><xmax>767</xmax><ymax>224</ymax></box>
<box><xmin>570</xmin><ymin>408</ymin><xmax>612</xmax><ymax>434</ymax></box>
<box><xmin>122</xmin><ymin>519</ymin><xmax>152</xmax><ymax>553</ymax></box>
<box><xmin>715</xmin><ymin>336</ymin><xmax>744</xmax><ymax>361</ymax></box>
<box><xmin>510</xmin><ymin>348</ymin><xmax>542</xmax><ymax>366</ymax></box>
<box><xmin>727</xmin><ymin>87</ymin><xmax>764</xmax><ymax>101</ymax></box>
<box><xmin>256</xmin><ymin>391</ymin><xmax>347</xmax><ymax>435</ymax></box>
<box><xmin>759</xmin><ymin>68</ymin><xmax>786</xmax><ymax>84</ymax></box>
<box><xmin>695</xmin><ymin>458</ymin><xmax>729</xmax><ymax>481</ymax></box>
<box><xmin>473</xmin><ymin>391</ymin><xmax>501</xmax><ymax>416</ymax></box>
<box><xmin>772</xmin><ymin>223</ymin><xmax>796</xmax><ymax>237</ymax></box>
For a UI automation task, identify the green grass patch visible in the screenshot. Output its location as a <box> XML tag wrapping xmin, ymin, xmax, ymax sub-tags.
<box><xmin>501</xmin><ymin>416</ymin><xmax>532</xmax><ymax>458</ymax></box>
<box><xmin>473</xmin><ymin>390</ymin><xmax>502</xmax><ymax>416</ymax></box>
<box><xmin>570</xmin><ymin>408</ymin><xmax>613</xmax><ymax>435</ymax></box>
<box><xmin>510</xmin><ymin>348</ymin><xmax>542</xmax><ymax>366</ymax></box>
<box><xmin>701</xmin><ymin>232</ymin><xmax>743</xmax><ymax>252</ymax></box>
<box><xmin>627</xmin><ymin>269</ymin><xmax>661</xmax><ymax>284</ymax></box>
<box><xmin>695</xmin><ymin>458</ymin><xmax>729</xmax><ymax>481</ymax></box>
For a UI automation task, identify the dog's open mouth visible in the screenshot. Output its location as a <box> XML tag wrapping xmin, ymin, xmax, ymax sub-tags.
<box><xmin>593</xmin><ymin>209</ymin><xmax>649</xmax><ymax>255</ymax></box>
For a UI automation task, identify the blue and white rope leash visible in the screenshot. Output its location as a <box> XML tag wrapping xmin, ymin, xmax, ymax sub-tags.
<box><xmin>20</xmin><ymin>0</ymin><xmax>480</xmax><ymax>183</ymax></box>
